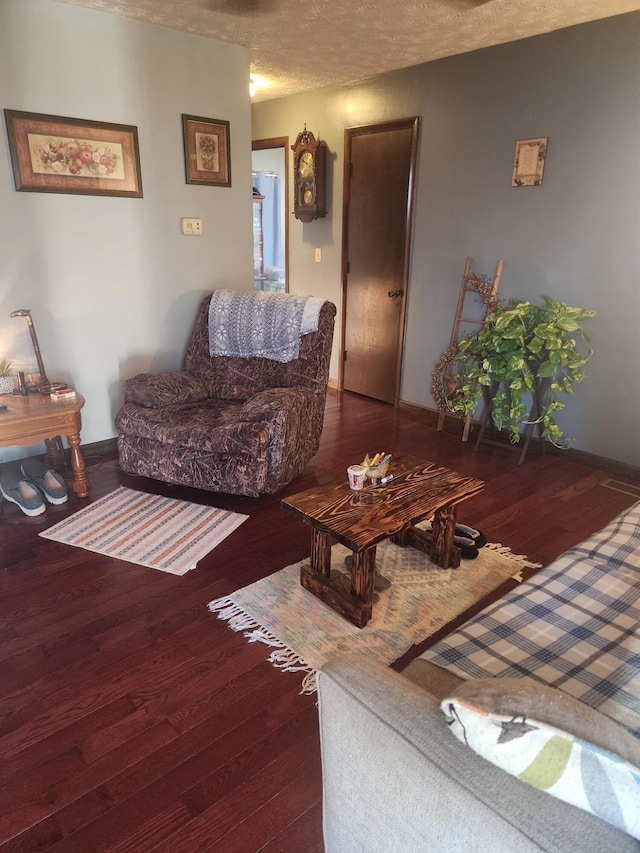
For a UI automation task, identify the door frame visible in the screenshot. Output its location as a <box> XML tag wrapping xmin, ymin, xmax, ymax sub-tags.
<box><xmin>339</xmin><ymin>117</ymin><xmax>420</xmax><ymax>405</ymax></box>
<box><xmin>252</xmin><ymin>136</ymin><xmax>290</xmax><ymax>292</ymax></box>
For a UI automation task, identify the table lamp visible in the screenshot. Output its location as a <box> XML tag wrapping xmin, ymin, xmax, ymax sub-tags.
<box><xmin>10</xmin><ymin>308</ymin><xmax>68</xmax><ymax>459</ymax></box>
<box><xmin>10</xmin><ymin>308</ymin><xmax>68</xmax><ymax>395</ymax></box>
<box><xmin>10</xmin><ymin>308</ymin><xmax>58</xmax><ymax>392</ymax></box>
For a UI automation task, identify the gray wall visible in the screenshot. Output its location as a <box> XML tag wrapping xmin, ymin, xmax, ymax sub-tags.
<box><xmin>1</xmin><ymin>0</ymin><xmax>253</xmax><ymax>462</ymax></box>
<box><xmin>252</xmin><ymin>13</ymin><xmax>640</xmax><ymax>467</ymax></box>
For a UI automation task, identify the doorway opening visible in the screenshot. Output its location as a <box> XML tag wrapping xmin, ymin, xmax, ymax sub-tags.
<box><xmin>252</xmin><ymin>137</ymin><xmax>289</xmax><ymax>293</ymax></box>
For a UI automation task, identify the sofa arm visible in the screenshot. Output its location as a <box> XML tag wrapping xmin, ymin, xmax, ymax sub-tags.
<box><xmin>124</xmin><ymin>371</ymin><xmax>209</xmax><ymax>408</ymax></box>
<box><xmin>317</xmin><ymin>654</ymin><xmax>638</xmax><ymax>853</ymax></box>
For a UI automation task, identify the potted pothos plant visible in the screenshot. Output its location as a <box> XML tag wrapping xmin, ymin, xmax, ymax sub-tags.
<box><xmin>448</xmin><ymin>296</ymin><xmax>595</xmax><ymax>445</ymax></box>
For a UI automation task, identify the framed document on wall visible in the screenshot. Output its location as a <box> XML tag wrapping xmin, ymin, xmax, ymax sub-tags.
<box><xmin>512</xmin><ymin>137</ymin><xmax>548</xmax><ymax>187</ymax></box>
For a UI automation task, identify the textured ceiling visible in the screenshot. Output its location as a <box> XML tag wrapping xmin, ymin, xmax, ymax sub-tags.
<box><xmin>55</xmin><ymin>0</ymin><xmax>640</xmax><ymax>101</ymax></box>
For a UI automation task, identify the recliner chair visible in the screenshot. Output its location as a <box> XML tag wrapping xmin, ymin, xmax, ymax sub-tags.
<box><xmin>115</xmin><ymin>291</ymin><xmax>335</xmax><ymax>497</ymax></box>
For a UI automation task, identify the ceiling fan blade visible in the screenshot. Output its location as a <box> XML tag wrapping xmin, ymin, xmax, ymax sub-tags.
<box><xmin>437</xmin><ymin>0</ymin><xmax>494</xmax><ymax>8</ymax></box>
<box><xmin>206</xmin><ymin>0</ymin><xmax>281</xmax><ymax>16</ymax></box>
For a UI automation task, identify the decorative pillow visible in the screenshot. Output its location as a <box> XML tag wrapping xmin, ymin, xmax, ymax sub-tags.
<box><xmin>441</xmin><ymin>678</ymin><xmax>640</xmax><ymax>840</ymax></box>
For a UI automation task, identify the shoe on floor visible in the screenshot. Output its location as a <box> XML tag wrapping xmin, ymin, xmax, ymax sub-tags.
<box><xmin>455</xmin><ymin>523</ymin><xmax>487</xmax><ymax>549</ymax></box>
<box><xmin>454</xmin><ymin>535</ymin><xmax>479</xmax><ymax>560</ymax></box>
<box><xmin>0</xmin><ymin>471</ymin><xmax>46</xmax><ymax>516</ymax></box>
<box><xmin>20</xmin><ymin>458</ymin><xmax>68</xmax><ymax>505</ymax></box>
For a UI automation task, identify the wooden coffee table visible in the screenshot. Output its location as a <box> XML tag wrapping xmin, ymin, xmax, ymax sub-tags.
<box><xmin>0</xmin><ymin>392</ymin><xmax>90</xmax><ymax>497</ymax></box>
<box><xmin>281</xmin><ymin>457</ymin><xmax>483</xmax><ymax>627</ymax></box>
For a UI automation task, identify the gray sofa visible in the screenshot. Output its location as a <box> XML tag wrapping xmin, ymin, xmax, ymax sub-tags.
<box><xmin>317</xmin><ymin>502</ymin><xmax>640</xmax><ymax>852</ymax></box>
<box><xmin>318</xmin><ymin>654</ymin><xmax>639</xmax><ymax>852</ymax></box>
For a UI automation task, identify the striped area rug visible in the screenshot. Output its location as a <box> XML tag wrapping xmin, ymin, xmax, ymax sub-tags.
<box><xmin>40</xmin><ymin>486</ymin><xmax>248</xmax><ymax>575</ymax></box>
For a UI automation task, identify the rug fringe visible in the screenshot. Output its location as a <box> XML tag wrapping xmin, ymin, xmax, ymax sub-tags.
<box><xmin>300</xmin><ymin>671</ymin><xmax>318</xmax><ymax>694</ymax></box>
<box><xmin>209</xmin><ymin>598</ymin><xmax>316</xmax><ymax>693</ymax></box>
<box><xmin>208</xmin><ymin>598</ymin><xmax>260</xmax><ymax>633</ymax></box>
<box><xmin>484</xmin><ymin>542</ymin><xmax>541</xmax><ymax>570</ymax></box>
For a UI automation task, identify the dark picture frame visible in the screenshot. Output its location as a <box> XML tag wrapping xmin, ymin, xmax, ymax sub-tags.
<box><xmin>3</xmin><ymin>109</ymin><xmax>143</xmax><ymax>197</ymax></box>
<box><xmin>182</xmin><ymin>114</ymin><xmax>231</xmax><ymax>187</ymax></box>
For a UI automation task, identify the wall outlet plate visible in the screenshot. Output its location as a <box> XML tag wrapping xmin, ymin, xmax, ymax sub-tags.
<box><xmin>181</xmin><ymin>218</ymin><xmax>203</xmax><ymax>235</ymax></box>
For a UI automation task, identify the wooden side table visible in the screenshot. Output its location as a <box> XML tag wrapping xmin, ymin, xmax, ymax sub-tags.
<box><xmin>0</xmin><ymin>392</ymin><xmax>89</xmax><ymax>497</ymax></box>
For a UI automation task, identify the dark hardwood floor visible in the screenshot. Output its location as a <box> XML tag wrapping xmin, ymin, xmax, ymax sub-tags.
<box><xmin>0</xmin><ymin>389</ymin><xmax>637</xmax><ymax>852</ymax></box>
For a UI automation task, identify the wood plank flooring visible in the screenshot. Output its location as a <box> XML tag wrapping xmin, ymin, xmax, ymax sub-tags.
<box><xmin>0</xmin><ymin>389</ymin><xmax>637</xmax><ymax>852</ymax></box>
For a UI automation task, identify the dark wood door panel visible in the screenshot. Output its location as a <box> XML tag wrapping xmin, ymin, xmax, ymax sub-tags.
<box><xmin>342</xmin><ymin>118</ymin><xmax>419</xmax><ymax>404</ymax></box>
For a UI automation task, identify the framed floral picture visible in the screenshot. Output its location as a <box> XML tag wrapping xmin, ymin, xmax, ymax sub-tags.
<box><xmin>182</xmin><ymin>114</ymin><xmax>231</xmax><ymax>187</ymax></box>
<box><xmin>3</xmin><ymin>109</ymin><xmax>143</xmax><ymax>197</ymax></box>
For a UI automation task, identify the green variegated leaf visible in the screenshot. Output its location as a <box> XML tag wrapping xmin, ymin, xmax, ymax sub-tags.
<box><xmin>537</xmin><ymin>360</ymin><xmax>555</xmax><ymax>377</ymax></box>
<box><xmin>557</xmin><ymin>316</ymin><xmax>580</xmax><ymax>331</ymax></box>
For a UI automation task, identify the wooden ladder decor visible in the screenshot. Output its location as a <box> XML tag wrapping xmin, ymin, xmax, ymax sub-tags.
<box><xmin>433</xmin><ymin>257</ymin><xmax>503</xmax><ymax>441</ymax></box>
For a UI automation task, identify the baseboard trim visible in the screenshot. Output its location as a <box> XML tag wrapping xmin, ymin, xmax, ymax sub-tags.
<box><xmin>398</xmin><ymin>400</ymin><xmax>640</xmax><ymax>482</ymax></box>
<box><xmin>82</xmin><ymin>437</ymin><xmax>119</xmax><ymax>459</ymax></box>
<box><xmin>0</xmin><ymin>437</ymin><xmax>119</xmax><ymax>473</ymax></box>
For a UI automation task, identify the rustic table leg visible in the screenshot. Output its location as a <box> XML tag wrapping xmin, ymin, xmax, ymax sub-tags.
<box><xmin>430</xmin><ymin>505</ymin><xmax>459</xmax><ymax>568</ymax></box>
<box><xmin>310</xmin><ymin>528</ymin><xmax>332</xmax><ymax>578</ymax></box>
<box><xmin>44</xmin><ymin>436</ymin><xmax>65</xmax><ymax>471</ymax></box>
<box><xmin>301</xmin><ymin>531</ymin><xmax>374</xmax><ymax>627</ymax></box>
<box><xmin>349</xmin><ymin>546</ymin><xmax>376</xmax><ymax>621</ymax></box>
<box><xmin>66</xmin><ymin>432</ymin><xmax>90</xmax><ymax>498</ymax></box>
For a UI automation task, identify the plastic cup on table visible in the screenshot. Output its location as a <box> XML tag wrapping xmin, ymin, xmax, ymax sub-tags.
<box><xmin>347</xmin><ymin>464</ymin><xmax>367</xmax><ymax>491</ymax></box>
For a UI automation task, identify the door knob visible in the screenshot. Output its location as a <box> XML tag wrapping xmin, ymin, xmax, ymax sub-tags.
<box><xmin>387</xmin><ymin>289</ymin><xmax>404</xmax><ymax>298</ymax></box>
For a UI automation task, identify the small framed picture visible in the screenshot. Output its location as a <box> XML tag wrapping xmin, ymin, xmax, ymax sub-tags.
<box><xmin>3</xmin><ymin>109</ymin><xmax>143</xmax><ymax>197</ymax></box>
<box><xmin>512</xmin><ymin>137</ymin><xmax>548</xmax><ymax>187</ymax></box>
<box><xmin>182</xmin><ymin>114</ymin><xmax>231</xmax><ymax>187</ymax></box>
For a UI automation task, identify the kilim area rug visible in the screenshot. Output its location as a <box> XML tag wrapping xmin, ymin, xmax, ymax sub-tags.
<box><xmin>208</xmin><ymin>537</ymin><xmax>540</xmax><ymax>693</ymax></box>
<box><xmin>40</xmin><ymin>486</ymin><xmax>248</xmax><ymax>575</ymax></box>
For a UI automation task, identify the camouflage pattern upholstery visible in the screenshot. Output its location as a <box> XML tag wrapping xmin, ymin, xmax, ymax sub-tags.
<box><xmin>116</xmin><ymin>293</ymin><xmax>336</xmax><ymax>497</ymax></box>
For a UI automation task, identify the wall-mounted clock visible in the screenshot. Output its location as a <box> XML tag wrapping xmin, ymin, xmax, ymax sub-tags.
<box><xmin>291</xmin><ymin>126</ymin><xmax>326</xmax><ymax>222</ymax></box>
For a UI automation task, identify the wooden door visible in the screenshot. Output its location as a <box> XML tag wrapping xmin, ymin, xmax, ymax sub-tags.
<box><xmin>341</xmin><ymin>118</ymin><xmax>419</xmax><ymax>404</ymax></box>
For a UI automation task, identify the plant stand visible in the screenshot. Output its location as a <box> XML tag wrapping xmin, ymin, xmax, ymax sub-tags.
<box><xmin>474</xmin><ymin>376</ymin><xmax>551</xmax><ymax>466</ymax></box>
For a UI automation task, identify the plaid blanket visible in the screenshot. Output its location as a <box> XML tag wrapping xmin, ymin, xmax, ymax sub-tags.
<box><xmin>420</xmin><ymin>502</ymin><xmax>640</xmax><ymax>738</ymax></box>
